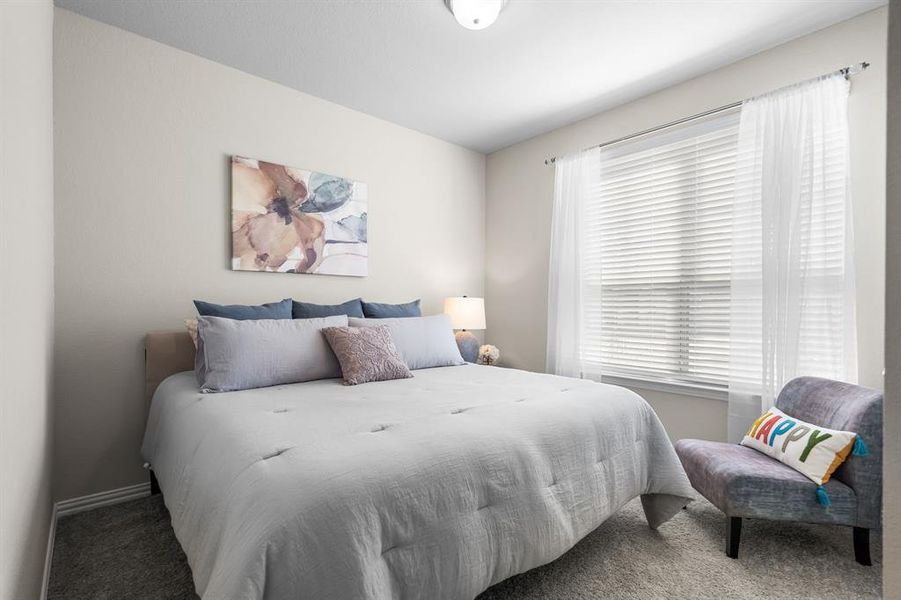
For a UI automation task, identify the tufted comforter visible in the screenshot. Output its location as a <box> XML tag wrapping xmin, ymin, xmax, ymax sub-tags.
<box><xmin>142</xmin><ymin>365</ymin><xmax>694</xmax><ymax>600</ymax></box>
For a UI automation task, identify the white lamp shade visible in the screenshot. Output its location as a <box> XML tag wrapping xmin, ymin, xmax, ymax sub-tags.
<box><xmin>443</xmin><ymin>297</ymin><xmax>486</xmax><ymax>330</ymax></box>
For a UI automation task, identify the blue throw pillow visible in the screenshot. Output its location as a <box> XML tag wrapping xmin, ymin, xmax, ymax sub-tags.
<box><xmin>361</xmin><ymin>299</ymin><xmax>421</xmax><ymax>318</ymax></box>
<box><xmin>292</xmin><ymin>298</ymin><xmax>364</xmax><ymax>319</ymax></box>
<box><xmin>193</xmin><ymin>298</ymin><xmax>292</xmax><ymax>320</ymax></box>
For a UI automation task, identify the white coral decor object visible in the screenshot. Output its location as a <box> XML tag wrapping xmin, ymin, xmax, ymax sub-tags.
<box><xmin>478</xmin><ymin>344</ymin><xmax>500</xmax><ymax>366</ymax></box>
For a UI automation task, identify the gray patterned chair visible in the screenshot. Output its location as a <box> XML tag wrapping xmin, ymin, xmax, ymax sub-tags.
<box><xmin>674</xmin><ymin>377</ymin><xmax>882</xmax><ymax>565</ymax></box>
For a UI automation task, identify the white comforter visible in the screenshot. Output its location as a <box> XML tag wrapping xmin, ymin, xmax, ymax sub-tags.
<box><xmin>142</xmin><ymin>365</ymin><xmax>694</xmax><ymax>600</ymax></box>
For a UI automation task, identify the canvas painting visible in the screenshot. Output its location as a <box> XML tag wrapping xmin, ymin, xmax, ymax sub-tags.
<box><xmin>231</xmin><ymin>156</ymin><xmax>368</xmax><ymax>276</ymax></box>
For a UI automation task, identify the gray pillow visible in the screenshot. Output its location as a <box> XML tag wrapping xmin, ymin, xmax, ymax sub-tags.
<box><xmin>322</xmin><ymin>325</ymin><xmax>413</xmax><ymax>386</ymax></box>
<box><xmin>194</xmin><ymin>298</ymin><xmax>292</xmax><ymax>320</ymax></box>
<box><xmin>361</xmin><ymin>299</ymin><xmax>421</xmax><ymax>318</ymax></box>
<box><xmin>348</xmin><ymin>314</ymin><xmax>464</xmax><ymax>370</ymax></box>
<box><xmin>195</xmin><ymin>315</ymin><xmax>346</xmax><ymax>392</ymax></box>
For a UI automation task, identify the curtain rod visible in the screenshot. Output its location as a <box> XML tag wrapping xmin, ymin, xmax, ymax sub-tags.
<box><xmin>544</xmin><ymin>61</ymin><xmax>869</xmax><ymax>166</ymax></box>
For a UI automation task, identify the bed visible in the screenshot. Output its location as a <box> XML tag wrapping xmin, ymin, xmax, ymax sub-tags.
<box><xmin>141</xmin><ymin>331</ymin><xmax>694</xmax><ymax>600</ymax></box>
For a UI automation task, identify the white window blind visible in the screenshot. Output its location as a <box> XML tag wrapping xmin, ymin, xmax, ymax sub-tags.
<box><xmin>580</xmin><ymin>111</ymin><xmax>740</xmax><ymax>390</ymax></box>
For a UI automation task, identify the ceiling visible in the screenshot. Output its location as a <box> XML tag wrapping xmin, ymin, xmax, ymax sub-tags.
<box><xmin>55</xmin><ymin>0</ymin><xmax>884</xmax><ymax>154</ymax></box>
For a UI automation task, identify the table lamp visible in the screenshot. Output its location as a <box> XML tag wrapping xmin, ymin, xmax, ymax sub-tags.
<box><xmin>443</xmin><ymin>296</ymin><xmax>486</xmax><ymax>363</ymax></box>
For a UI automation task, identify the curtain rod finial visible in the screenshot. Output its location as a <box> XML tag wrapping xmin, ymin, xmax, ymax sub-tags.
<box><xmin>844</xmin><ymin>61</ymin><xmax>870</xmax><ymax>78</ymax></box>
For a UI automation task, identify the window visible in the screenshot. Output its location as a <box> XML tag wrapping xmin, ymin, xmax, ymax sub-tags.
<box><xmin>580</xmin><ymin>111</ymin><xmax>740</xmax><ymax>391</ymax></box>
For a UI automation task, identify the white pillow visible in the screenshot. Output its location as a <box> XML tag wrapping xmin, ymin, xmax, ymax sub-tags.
<box><xmin>740</xmin><ymin>406</ymin><xmax>861</xmax><ymax>486</ymax></box>
<box><xmin>185</xmin><ymin>318</ymin><xmax>199</xmax><ymax>348</ymax></box>
<box><xmin>348</xmin><ymin>315</ymin><xmax>464</xmax><ymax>370</ymax></box>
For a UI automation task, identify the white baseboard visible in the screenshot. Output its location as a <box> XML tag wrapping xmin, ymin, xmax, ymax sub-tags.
<box><xmin>41</xmin><ymin>482</ymin><xmax>153</xmax><ymax>599</ymax></box>
<box><xmin>40</xmin><ymin>503</ymin><xmax>57</xmax><ymax>600</ymax></box>
<box><xmin>56</xmin><ymin>482</ymin><xmax>151</xmax><ymax>518</ymax></box>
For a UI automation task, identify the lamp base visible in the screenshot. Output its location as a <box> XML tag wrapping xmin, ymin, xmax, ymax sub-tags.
<box><xmin>455</xmin><ymin>330</ymin><xmax>479</xmax><ymax>363</ymax></box>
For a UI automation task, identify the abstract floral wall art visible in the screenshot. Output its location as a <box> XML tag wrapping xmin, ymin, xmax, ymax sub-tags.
<box><xmin>231</xmin><ymin>156</ymin><xmax>368</xmax><ymax>276</ymax></box>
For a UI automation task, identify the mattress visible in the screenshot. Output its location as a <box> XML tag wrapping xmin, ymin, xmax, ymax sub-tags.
<box><xmin>141</xmin><ymin>364</ymin><xmax>694</xmax><ymax>599</ymax></box>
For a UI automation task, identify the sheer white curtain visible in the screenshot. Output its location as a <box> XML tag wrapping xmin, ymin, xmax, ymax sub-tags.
<box><xmin>546</xmin><ymin>148</ymin><xmax>601</xmax><ymax>377</ymax></box>
<box><xmin>728</xmin><ymin>73</ymin><xmax>857</xmax><ymax>441</ymax></box>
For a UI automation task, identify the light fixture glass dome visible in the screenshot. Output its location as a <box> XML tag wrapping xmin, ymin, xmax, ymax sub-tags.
<box><xmin>445</xmin><ymin>0</ymin><xmax>507</xmax><ymax>31</ymax></box>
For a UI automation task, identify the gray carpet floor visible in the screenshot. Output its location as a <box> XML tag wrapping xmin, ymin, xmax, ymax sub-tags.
<box><xmin>48</xmin><ymin>494</ymin><xmax>881</xmax><ymax>599</ymax></box>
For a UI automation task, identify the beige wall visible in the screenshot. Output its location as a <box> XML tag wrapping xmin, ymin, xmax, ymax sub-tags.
<box><xmin>883</xmin><ymin>1</ymin><xmax>899</xmax><ymax>597</ymax></box>
<box><xmin>0</xmin><ymin>1</ymin><xmax>55</xmax><ymax>598</ymax></box>
<box><xmin>53</xmin><ymin>9</ymin><xmax>485</xmax><ymax>500</ymax></box>
<box><xmin>485</xmin><ymin>8</ymin><xmax>887</xmax><ymax>442</ymax></box>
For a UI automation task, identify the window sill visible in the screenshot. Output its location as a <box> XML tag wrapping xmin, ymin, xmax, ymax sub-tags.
<box><xmin>595</xmin><ymin>374</ymin><xmax>728</xmax><ymax>402</ymax></box>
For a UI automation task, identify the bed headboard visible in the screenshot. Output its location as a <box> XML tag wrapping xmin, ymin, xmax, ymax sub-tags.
<box><xmin>145</xmin><ymin>331</ymin><xmax>195</xmax><ymax>407</ymax></box>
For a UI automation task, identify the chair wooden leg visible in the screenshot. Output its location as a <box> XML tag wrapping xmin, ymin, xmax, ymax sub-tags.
<box><xmin>853</xmin><ymin>527</ymin><xmax>871</xmax><ymax>566</ymax></box>
<box><xmin>726</xmin><ymin>516</ymin><xmax>742</xmax><ymax>559</ymax></box>
<box><xmin>150</xmin><ymin>470</ymin><xmax>161</xmax><ymax>496</ymax></box>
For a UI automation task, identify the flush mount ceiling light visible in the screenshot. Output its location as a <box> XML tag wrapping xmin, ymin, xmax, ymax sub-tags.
<box><xmin>444</xmin><ymin>0</ymin><xmax>508</xmax><ymax>31</ymax></box>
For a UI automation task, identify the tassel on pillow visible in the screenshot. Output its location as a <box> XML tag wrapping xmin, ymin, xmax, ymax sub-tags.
<box><xmin>853</xmin><ymin>436</ymin><xmax>869</xmax><ymax>456</ymax></box>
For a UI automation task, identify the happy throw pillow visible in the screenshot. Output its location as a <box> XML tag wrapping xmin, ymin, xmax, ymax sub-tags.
<box><xmin>740</xmin><ymin>407</ymin><xmax>868</xmax><ymax>505</ymax></box>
